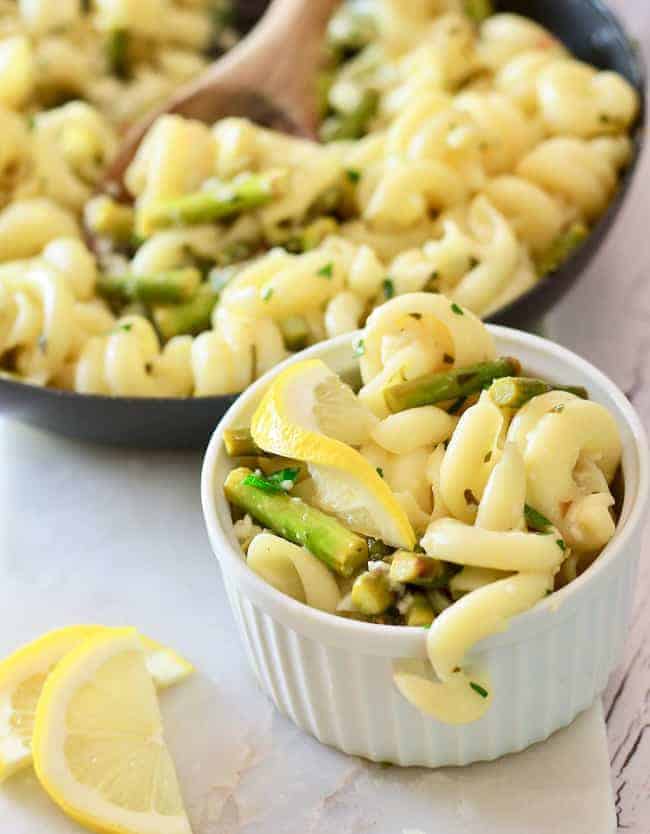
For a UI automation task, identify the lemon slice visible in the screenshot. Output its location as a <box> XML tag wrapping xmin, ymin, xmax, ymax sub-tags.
<box><xmin>251</xmin><ymin>359</ymin><xmax>416</xmax><ymax>549</ymax></box>
<box><xmin>0</xmin><ymin>626</ymin><xmax>193</xmax><ymax>782</ymax></box>
<box><xmin>0</xmin><ymin>625</ymin><xmax>101</xmax><ymax>781</ymax></box>
<box><xmin>33</xmin><ymin>628</ymin><xmax>192</xmax><ymax>834</ymax></box>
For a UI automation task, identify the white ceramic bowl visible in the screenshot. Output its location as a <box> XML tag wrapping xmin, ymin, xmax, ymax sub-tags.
<box><xmin>201</xmin><ymin>326</ymin><xmax>649</xmax><ymax>767</ymax></box>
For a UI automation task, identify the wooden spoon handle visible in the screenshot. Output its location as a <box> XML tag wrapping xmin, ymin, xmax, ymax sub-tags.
<box><xmin>104</xmin><ymin>0</ymin><xmax>339</xmax><ymax>190</ymax></box>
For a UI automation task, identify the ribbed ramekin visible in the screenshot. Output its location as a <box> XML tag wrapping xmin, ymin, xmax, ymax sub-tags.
<box><xmin>201</xmin><ymin>327</ymin><xmax>649</xmax><ymax>767</ymax></box>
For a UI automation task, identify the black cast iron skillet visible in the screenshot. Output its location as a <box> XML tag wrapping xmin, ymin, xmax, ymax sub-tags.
<box><xmin>0</xmin><ymin>0</ymin><xmax>645</xmax><ymax>449</ymax></box>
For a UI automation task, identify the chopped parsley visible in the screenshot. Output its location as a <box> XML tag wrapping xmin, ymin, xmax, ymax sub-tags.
<box><xmin>524</xmin><ymin>504</ymin><xmax>552</xmax><ymax>533</ymax></box>
<box><xmin>410</xmin><ymin>312</ymin><xmax>423</xmax><ymax>320</ymax></box>
<box><xmin>382</xmin><ymin>277</ymin><xmax>395</xmax><ymax>299</ymax></box>
<box><xmin>26</xmin><ymin>114</ymin><xmax>36</xmax><ymax>131</ymax></box>
<box><xmin>354</xmin><ymin>338</ymin><xmax>365</xmax><ymax>357</ymax></box>
<box><xmin>556</xmin><ymin>538</ymin><xmax>566</xmax><ymax>551</ymax></box>
<box><xmin>317</xmin><ymin>262</ymin><xmax>334</xmax><ymax>279</ymax></box>
<box><xmin>376</xmin><ymin>467</ymin><xmax>384</xmax><ymax>479</ymax></box>
<box><xmin>470</xmin><ymin>681</ymin><xmax>489</xmax><ymax>699</ymax></box>
<box><xmin>468</xmin><ymin>257</ymin><xmax>480</xmax><ymax>269</ymax></box>
<box><xmin>451</xmin><ymin>302</ymin><xmax>464</xmax><ymax>316</ymax></box>
<box><xmin>464</xmin><ymin>488</ymin><xmax>478</xmax><ymax>506</ymax></box>
<box><xmin>243</xmin><ymin>467</ymin><xmax>300</xmax><ymax>495</ymax></box>
<box><xmin>346</xmin><ymin>168</ymin><xmax>361</xmax><ymax>184</ymax></box>
<box><xmin>262</xmin><ymin>287</ymin><xmax>274</xmax><ymax>301</ymax></box>
<box><xmin>443</xmin><ymin>353</ymin><xmax>454</xmax><ymax>364</ymax></box>
<box><xmin>483</xmin><ymin>450</ymin><xmax>492</xmax><ymax>463</ymax></box>
<box><xmin>116</xmin><ymin>323</ymin><xmax>133</xmax><ymax>333</ymax></box>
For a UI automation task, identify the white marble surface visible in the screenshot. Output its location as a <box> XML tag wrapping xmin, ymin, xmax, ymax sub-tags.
<box><xmin>0</xmin><ymin>421</ymin><xmax>617</xmax><ymax>834</ymax></box>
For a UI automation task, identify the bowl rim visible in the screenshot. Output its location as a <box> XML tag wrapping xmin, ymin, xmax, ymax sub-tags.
<box><xmin>201</xmin><ymin>325</ymin><xmax>649</xmax><ymax>656</ymax></box>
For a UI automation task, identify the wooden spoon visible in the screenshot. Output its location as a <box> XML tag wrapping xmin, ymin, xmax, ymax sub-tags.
<box><xmin>104</xmin><ymin>0</ymin><xmax>341</xmax><ymax>193</ymax></box>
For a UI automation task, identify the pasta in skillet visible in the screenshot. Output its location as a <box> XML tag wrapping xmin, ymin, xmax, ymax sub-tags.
<box><xmin>0</xmin><ymin>1</ymin><xmax>640</xmax><ymax>397</ymax></box>
<box><xmin>222</xmin><ymin>292</ymin><xmax>623</xmax><ymax>724</ymax></box>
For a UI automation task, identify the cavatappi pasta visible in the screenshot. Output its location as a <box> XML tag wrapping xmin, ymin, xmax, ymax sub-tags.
<box><xmin>222</xmin><ymin>292</ymin><xmax>623</xmax><ymax>724</ymax></box>
<box><xmin>0</xmin><ymin>1</ymin><xmax>640</xmax><ymax>396</ymax></box>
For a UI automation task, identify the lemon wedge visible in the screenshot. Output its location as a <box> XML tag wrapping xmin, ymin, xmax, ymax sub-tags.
<box><xmin>0</xmin><ymin>626</ymin><xmax>192</xmax><ymax>782</ymax></box>
<box><xmin>251</xmin><ymin>359</ymin><xmax>416</xmax><ymax>549</ymax></box>
<box><xmin>33</xmin><ymin>628</ymin><xmax>192</xmax><ymax>834</ymax></box>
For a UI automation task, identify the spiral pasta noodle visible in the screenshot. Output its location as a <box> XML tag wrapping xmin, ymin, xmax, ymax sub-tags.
<box><xmin>358</xmin><ymin>292</ymin><xmax>496</xmax><ymax>416</ymax></box>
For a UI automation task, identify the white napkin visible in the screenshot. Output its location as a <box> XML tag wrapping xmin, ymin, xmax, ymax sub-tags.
<box><xmin>0</xmin><ymin>420</ymin><xmax>616</xmax><ymax>834</ymax></box>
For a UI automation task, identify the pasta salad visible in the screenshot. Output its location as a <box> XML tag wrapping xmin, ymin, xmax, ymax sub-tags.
<box><xmin>0</xmin><ymin>1</ymin><xmax>640</xmax><ymax>397</ymax></box>
<box><xmin>222</xmin><ymin>292</ymin><xmax>623</xmax><ymax>723</ymax></box>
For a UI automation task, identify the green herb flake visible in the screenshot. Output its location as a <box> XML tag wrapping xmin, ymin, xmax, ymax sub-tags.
<box><xmin>354</xmin><ymin>338</ymin><xmax>365</xmax><ymax>357</ymax></box>
<box><xmin>118</xmin><ymin>323</ymin><xmax>133</xmax><ymax>333</ymax></box>
<box><xmin>26</xmin><ymin>114</ymin><xmax>36</xmax><ymax>131</ymax></box>
<box><xmin>376</xmin><ymin>467</ymin><xmax>384</xmax><ymax>479</ymax></box>
<box><xmin>556</xmin><ymin>539</ymin><xmax>566</xmax><ymax>551</ymax></box>
<box><xmin>464</xmin><ymin>488</ymin><xmax>478</xmax><ymax>506</ymax></box>
<box><xmin>443</xmin><ymin>353</ymin><xmax>454</xmax><ymax>365</ymax></box>
<box><xmin>317</xmin><ymin>262</ymin><xmax>334</xmax><ymax>279</ymax></box>
<box><xmin>346</xmin><ymin>168</ymin><xmax>361</xmax><ymax>184</ymax></box>
<box><xmin>242</xmin><ymin>473</ymin><xmax>283</xmax><ymax>494</ymax></box>
<box><xmin>262</xmin><ymin>287</ymin><xmax>274</xmax><ymax>302</ymax></box>
<box><xmin>524</xmin><ymin>504</ymin><xmax>552</xmax><ymax>533</ymax></box>
<box><xmin>409</xmin><ymin>312</ymin><xmax>423</xmax><ymax>320</ymax></box>
<box><xmin>422</xmin><ymin>624</ymin><xmax>432</xmax><ymax>630</ymax></box>
<box><xmin>451</xmin><ymin>302</ymin><xmax>464</xmax><ymax>316</ymax></box>
<box><xmin>483</xmin><ymin>450</ymin><xmax>492</xmax><ymax>463</ymax></box>
<box><xmin>243</xmin><ymin>468</ymin><xmax>300</xmax><ymax>495</ymax></box>
<box><xmin>470</xmin><ymin>681</ymin><xmax>489</xmax><ymax>698</ymax></box>
<box><xmin>382</xmin><ymin>277</ymin><xmax>395</xmax><ymax>299</ymax></box>
<box><xmin>469</xmin><ymin>257</ymin><xmax>480</xmax><ymax>269</ymax></box>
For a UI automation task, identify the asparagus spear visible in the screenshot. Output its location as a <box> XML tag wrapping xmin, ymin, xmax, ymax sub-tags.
<box><xmin>225</xmin><ymin>467</ymin><xmax>368</xmax><ymax>577</ymax></box>
<box><xmin>153</xmin><ymin>286</ymin><xmax>217</xmax><ymax>339</ymax></box>
<box><xmin>351</xmin><ymin>570</ymin><xmax>394</xmax><ymax>615</ymax></box>
<box><xmin>384</xmin><ymin>357</ymin><xmax>521</xmax><ymax>413</ymax></box>
<box><xmin>106</xmin><ymin>29</ymin><xmax>131</xmax><ymax>79</ymax></box>
<box><xmin>84</xmin><ymin>195</ymin><xmax>134</xmax><ymax>243</ymax></box>
<box><xmin>279</xmin><ymin>315</ymin><xmax>310</xmax><ymax>351</ymax></box>
<box><xmin>489</xmin><ymin>377</ymin><xmax>588</xmax><ymax>408</ymax></box>
<box><xmin>427</xmin><ymin>588</ymin><xmax>453</xmax><ymax>615</ymax></box>
<box><xmin>389</xmin><ymin>550</ymin><xmax>450</xmax><ymax>588</ymax></box>
<box><xmin>223</xmin><ymin>427</ymin><xmax>260</xmax><ymax>457</ymax></box>
<box><xmin>465</xmin><ymin>0</ymin><xmax>494</xmax><ymax>23</ymax></box>
<box><xmin>320</xmin><ymin>89</ymin><xmax>379</xmax><ymax>142</ymax></box>
<box><xmin>143</xmin><ymin>171</ymin><xmax>287</xmax><ymax>234</ymax></box>
<box><xmin>404</xmin><ymin>592</ymin><xmax>436</xmax><ymax>627</ymax></box>
<box><xmin>97</xmin><ymin>267</ymin><xmax>201</xmax><ymax>305</ymax></box>
<box><xmin>535</xmin><ymin>223</ymin><xmax>589</xmax><ymax>277</ymax></box>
